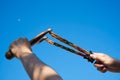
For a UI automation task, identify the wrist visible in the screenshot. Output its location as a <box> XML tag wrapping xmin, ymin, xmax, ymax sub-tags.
<box><xmin>112</xmin><ymin>59</ymin><xmax>120</xmax><ymax>67</ymax></box>
<box><xmin>19</xmin><ymin>52</ymin><xmax>33</xmax><ymax>59</ymax></box>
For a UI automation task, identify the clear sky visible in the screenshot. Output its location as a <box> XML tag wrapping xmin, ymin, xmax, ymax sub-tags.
<box><xmin>1</xmin><ymin>0</ymin><xmax>120</xmax><ymax>80</ymax></box>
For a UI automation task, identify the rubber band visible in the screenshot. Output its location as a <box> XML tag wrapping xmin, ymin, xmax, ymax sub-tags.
<box><xmin>45</xmin><ymin>38</ymin><xmax>85</xmax><ymax>57</ymax></box>
<box><xmin>49</xmin><ymin>31</ymin><xmax>90</xmax><ymax>55</ymax></box>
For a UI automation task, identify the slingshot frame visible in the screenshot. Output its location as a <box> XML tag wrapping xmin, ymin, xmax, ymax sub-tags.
<box><xmin>5</xmin><ymin>28</ymin><xmax>94</xmax><ymax>63</ymax></box>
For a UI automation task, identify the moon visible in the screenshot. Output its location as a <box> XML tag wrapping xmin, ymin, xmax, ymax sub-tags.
<box><xmin>17</xmin><ymin>18</ymin><xmax>21</xmax><ymax>22</ymax></box>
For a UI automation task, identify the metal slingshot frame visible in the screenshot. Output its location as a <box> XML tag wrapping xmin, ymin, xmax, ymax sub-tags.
<box><xmin>5</xmin><ymin>28</ymin><xmax>94</xmax><ymax>63</ymax></box>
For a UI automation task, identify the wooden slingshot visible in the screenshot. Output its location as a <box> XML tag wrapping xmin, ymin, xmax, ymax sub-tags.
<box><xmin>5</xmin><ymin>28</ymin><xmax>94</xmax><ymax>63</ymax></box>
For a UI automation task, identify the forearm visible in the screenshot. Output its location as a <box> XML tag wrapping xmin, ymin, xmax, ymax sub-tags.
<box><xmin>112</xmin><ymin>59</ymin><xmax>120</xmax><ymax>72</ymax></box>
<box><xmin>20</xmin><ymin>53</ymin><xmax>62</xmax><ymax>80</ymax></box>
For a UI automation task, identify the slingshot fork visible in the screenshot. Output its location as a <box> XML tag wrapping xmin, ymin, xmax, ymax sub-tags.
<box><xmin>5</xmin><ymin>28</ymin><xmax>94</xmax><ymax>63</ymax></box>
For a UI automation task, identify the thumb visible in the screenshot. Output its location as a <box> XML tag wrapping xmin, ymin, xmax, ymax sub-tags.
<box><xmin>90</xmin><ymin>53</ymin><xmax>106</xmax><ymax>63</ymax></box>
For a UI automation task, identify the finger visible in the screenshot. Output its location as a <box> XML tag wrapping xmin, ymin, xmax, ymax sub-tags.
<box><xmin>101</xmin><ymin>67</ymin><xmax>107</xmax><ymax>73</ymax></box>
<box><xmin>97</xmin><ymin>67</ymin><xmax>107</xmax><ymax>73</ymax></box>
<box><xmin>24</xmin><ymin>38</ymin><xmax>32</xmax><ymax>48</ymax></box>
<box><xmin>19</xmin><ymin>38</ymin><xmax>30</xmax><ymax>44</ymax></box>
<box><xmin>16</xmin><ymin>38</ymin><xmax>30</xmax><ymax>46</ymax></box>
<box><xmin>18</xmin><ymin>37</ymin><xmax>28</xmax><ymax>41</ymax></box>
<box><xmin>18</xmin><ymin>38</ymin><xmax>26</xmax><ymax>44</ymax></box>
<box><xmin>18</xmin><ymin>38</ymin><xmax>32</xmax><ymax>50</ymax></box>
<box><xmin>24</xmin><ymin>38</ymin><xmax>30</xmax><ymax>45</ymax></box>
<box><xmin>10</xmin><ymin>40</ymin><xmax>18</xmax><ymax>48</ymax></box>
<box><xmin>94</xmin><ymin>63</ymin><xmax>104</xmax><ymax>68</ymax></box>
<box><xmin>94</xmin><ymin>62</ymin><xmax>107</xmax><ymax>73</ymax></box>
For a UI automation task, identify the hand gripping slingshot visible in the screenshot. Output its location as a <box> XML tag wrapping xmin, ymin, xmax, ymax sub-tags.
<box><xmin>5</xmin><ymin>28</ymin><xmax>94</xmax><ymax>63</ymax></box>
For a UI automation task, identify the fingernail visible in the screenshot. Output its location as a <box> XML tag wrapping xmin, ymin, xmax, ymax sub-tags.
<box><xmin>90</xmin><ymin>54</ymin><xmax>93</xmax><ymax>57</ymax></box>
<box><xmin>90</xmin><ymin>54</ymin><xmax>96</xmax><ymax>59</ymax></box>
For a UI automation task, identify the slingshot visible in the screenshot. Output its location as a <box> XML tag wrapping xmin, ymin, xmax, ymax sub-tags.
<box><xmin>5</xmin><ymin>28</ymin><xmax>94</xmax><ymax>63</ymax></box>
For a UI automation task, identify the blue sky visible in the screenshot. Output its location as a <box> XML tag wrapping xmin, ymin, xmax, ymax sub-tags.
<box><xmin>0</xmin><ymin>0</ymin><xmax>120</xmax><ymax>80</ymax></box>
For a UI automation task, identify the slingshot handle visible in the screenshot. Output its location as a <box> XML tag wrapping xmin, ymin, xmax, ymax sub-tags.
<box><xmin>5</xmin><ymin>50</ymin><xmax>15</xmax><ymax>60</ymax></box>
<box><xmin>84</xmin><ymin>51</ymin><xmax>95</xmax><ymax>63</ymax></box>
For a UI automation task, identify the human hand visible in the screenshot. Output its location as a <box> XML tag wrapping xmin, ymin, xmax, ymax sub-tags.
<box><xmin>90</xmin><ymin>53</ymin><xmax>120</xmax><ymax>73</ymax></box>
<box><xmin>10</xmin><ymin>38</ymin><xmax>32</xmax><ymax>59</ymax></box>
